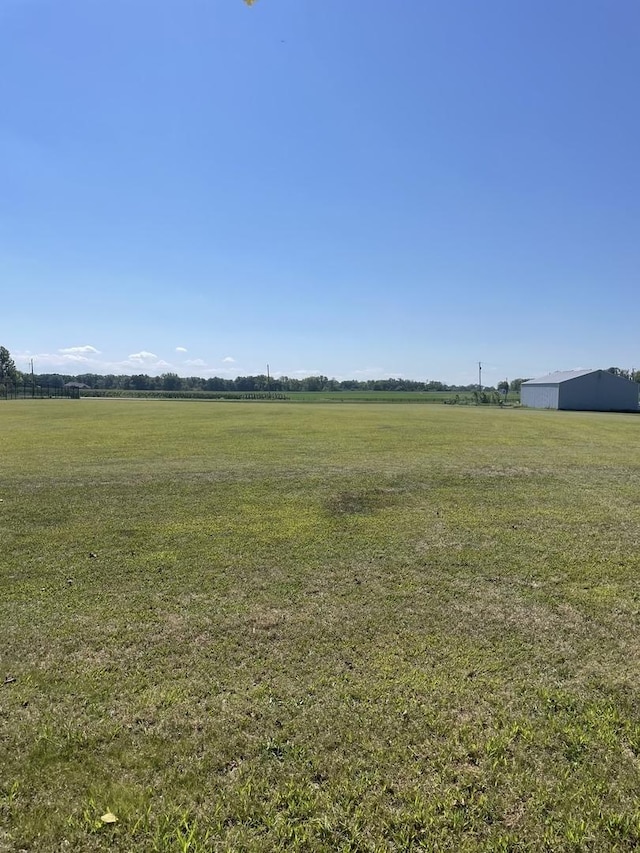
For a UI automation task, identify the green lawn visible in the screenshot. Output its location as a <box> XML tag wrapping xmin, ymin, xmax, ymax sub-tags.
<box><xmin>1</xmin><ymin>400</ymin><xmax>639</xmax><ymax>851</ymax></box>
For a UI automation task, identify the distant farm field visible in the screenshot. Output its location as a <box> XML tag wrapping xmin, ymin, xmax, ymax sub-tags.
<box><xmin>2</xmin><ymin>401</ymin><xmax>640</xmax><ymax>851</ymax></box>
<box><xmin>79</xmin><ymin>389</ymin><xmax>496</xmax><ymax>404</ymax></box>
<box><xmin>285</xmin><ymin>391</ymin><xmax>484</xmax><ymax>404</ymax></box>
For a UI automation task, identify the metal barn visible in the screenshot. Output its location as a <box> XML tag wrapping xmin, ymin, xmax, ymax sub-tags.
<box><xmin>521</xmin><ymin>369</ymin><xmax>639</xmax><ymax>412</ymax></box>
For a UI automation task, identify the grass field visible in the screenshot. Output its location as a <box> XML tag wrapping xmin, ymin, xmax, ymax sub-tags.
<box><xmin>1</xmin><ymin>400</ymin><xmax>639</xmax><ymax>851</ymax></box>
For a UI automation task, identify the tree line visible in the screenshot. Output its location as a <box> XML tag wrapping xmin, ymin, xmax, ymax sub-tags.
<box><xmin>2</xmin><ymin>347</ymin><xmax>639</xmax><ymax>394</ymax></box>
<box><xmin>15</xmin><ymin>371</ymin><xmax>504</xmax><ymax>394</ymax></box>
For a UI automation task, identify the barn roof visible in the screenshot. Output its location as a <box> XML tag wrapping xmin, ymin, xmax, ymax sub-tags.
<box><xmin>522</xmin><ymin>369</ymin><xmax>597</xmax><ymax>385</ymax></box>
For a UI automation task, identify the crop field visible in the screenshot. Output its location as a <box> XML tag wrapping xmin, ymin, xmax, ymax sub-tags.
<box><xmin>1</xmin><ymin>400</ymin><xmax>640</xmax><ymax>851</ymax></box>
<box><xmin>284</xmin><ymin>392</ymin><xmax>481</xmax><ymax>404</ymax></box>
<box><xmin>79</xmin><ymin>390</ymin><xmax>494</xmax><ymax>404</ymax></box>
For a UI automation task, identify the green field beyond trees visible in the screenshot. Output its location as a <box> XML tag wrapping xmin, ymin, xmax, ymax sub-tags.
<box><xmin>2</xmin><ymin>401</ymin><xmax>640</xmax><ymax>851</ymax></box>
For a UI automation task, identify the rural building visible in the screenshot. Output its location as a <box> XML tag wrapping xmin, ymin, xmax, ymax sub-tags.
<box><xmin>521</xmin><ymin>369</ymin><xmax>639</xmax><ymax>412</ymax></box>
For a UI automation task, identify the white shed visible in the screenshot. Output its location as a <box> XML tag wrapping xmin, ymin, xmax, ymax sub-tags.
<box><xmin>521</xmin><ymin>369</ymin><xmax>639</xmax><ymax>412</ymax></box>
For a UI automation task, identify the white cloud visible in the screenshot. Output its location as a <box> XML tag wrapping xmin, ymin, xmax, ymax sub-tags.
<box><xmin>113</xmin><ymin>351</ymin><xmax>174</xmax><ymax>372</ymax></box>
<box><xmin>16</xmin><ymin>347</ymin><xmax>178</xmax><ymax>377</ymax></box>
<box><xmin>175</xmin><ymin>346</ymin><xmax>188</xmax><ymax>353</ymax></box>
<box><xmin>353</xmin><ymin>367</ymin><xmax>386</xmax><ymax>376</ymax></box>
<box><xmin>185</xmin><ymin>358</ymin><xmax>206</xmax><ymax>367</ymax></box>
<box><xmin>203</xmin><ymin>366</ymin><xmax>239</xmax><ymax>376</ymax></box>
<box><xmin>128</xmin><ymin>351</ymin><xmax>158</xmax><ymax>363</ymax></box>
<box><xmin>15</xmin><ymin>350</ymin><xmax>92</xmax><ymax>369</ymax></box>
<box><xmin>59</xmin><ymin>345</ymin><xmax>100</xmax><ymax>354</ymax></box>
<box><xmin>61</xmin><ymin>354</ymin><xmax>90</xmax><ymax>363</ymax></box>
<box><xmin>222</xmin><ymin>356</ymin><xmax>235</xmax><ymax>363</ymax></box>
<box><xmin>111</xmin><ymin>356</ymin><xmax>173</xmax><ymax>373</ymax></box>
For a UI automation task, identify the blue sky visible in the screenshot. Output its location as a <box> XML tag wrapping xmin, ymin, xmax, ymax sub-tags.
<box><xmin>2</xmin><ymin>0</ymin><xmax>639</xmax><ymax>384</ymax></box>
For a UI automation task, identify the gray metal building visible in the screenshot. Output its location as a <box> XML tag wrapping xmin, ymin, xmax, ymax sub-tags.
<box><xmin>521</xmin><ymin>369</ymin><xmax>639</xmax><ymax>412</ymax></box>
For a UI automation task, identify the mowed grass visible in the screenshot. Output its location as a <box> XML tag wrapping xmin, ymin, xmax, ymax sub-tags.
<box><xmin>1</xmin><ymin>400</ymin><xmax>640</xmax><ymax>852</ymax></box>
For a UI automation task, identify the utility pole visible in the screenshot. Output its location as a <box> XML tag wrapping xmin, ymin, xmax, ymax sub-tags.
<box><xmin>478</xmin><ymin>361</ymin><xmax>482</xmax><ymax>393</ymax></box>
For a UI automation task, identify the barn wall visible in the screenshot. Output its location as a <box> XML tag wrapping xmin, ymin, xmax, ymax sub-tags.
<box><xmin>521</xmin><ymin>384</ymin><xmax>559</xmax><ymax>409</ymax></box>
<box><xmin>559</xmin><ymin>371</ymin><xmax>639</xmax><ymax>411</ymax></box>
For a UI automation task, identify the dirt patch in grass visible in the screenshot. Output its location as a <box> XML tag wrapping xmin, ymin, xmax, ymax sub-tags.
<box><xmin>324</xmin><ymin>486</ymin><xmax>407</xmax><ymax>516</ymax></box>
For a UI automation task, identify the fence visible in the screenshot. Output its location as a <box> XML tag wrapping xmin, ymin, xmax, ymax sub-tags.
<box><xmin>0</xmin><ymin>382</ymin><xmax>79</xmax><ymax>400</ymax></box>
<box><xmin>80</xmin><ymin>389</ymin><xmax>290</xmax><ymax>400</ymax></box>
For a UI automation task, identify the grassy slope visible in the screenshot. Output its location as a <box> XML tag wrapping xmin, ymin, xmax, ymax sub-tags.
<box><xmin>1</xmin><ymin>401</ymin><xmax>639</xmax><ymax>851</ymax></box>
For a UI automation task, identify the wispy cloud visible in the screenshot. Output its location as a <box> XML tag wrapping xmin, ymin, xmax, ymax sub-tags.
<box><xmin>222</xmin><ymin>356</ymin><xmax>235</xmax><ymax>363</ymax></box>
<box><xmin>185</xmin><ymin>358</ymin><xmax>206</xmax><ymax>367</ymax></box>
<box><xmin>16</xmin><ymin>350</ymin><xmax>92</xmax><ymax>368</ymax></box>
<box><xmin>353</xmin><ymin>367</ymin><xmax>391</xmax><ymax>377</ymax></box>
<box><xmin>175</xmin><ymin>346</ymin><xmax>188</xmax><ymax>353</ymax></box>
<box><xmin>203</xmin><ymin>366</ymin><xmax>240</xmax><ymax>376</ymax></box>
<box><xmin>60</xmin><ymin>354</ymin><xmax>90</xmax><ymax>363</ymax></box>
<box><xmin>59</xmin><ymin>345</ymin><xmax>101</xmax><ymax>354</ymax></box>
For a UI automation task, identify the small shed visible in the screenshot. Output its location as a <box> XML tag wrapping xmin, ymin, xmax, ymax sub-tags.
<box><xmin>521</xmin><ymin>369</ymin><xmax>639</xmax><ymax>412</ymax></box>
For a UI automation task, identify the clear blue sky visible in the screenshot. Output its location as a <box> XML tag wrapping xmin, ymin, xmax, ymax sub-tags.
<box><xmin>2</xmin><ymin>0</ymin><xmax>639</xmax><ymax>384</ymax></box>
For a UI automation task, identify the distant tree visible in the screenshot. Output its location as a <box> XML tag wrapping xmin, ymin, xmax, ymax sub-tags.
<box><xmin>607</xmin><ymin>367</ymin><xmax>630</xmax><ymax>379</ymax></box>
<box><xmin>33</xmin><ymin>373</ymin><xmax>67</xmax><ymax>388</ymax></box>
<box><xmin>76</xmin><ymin>373</ymin><xmax>103</xmax><ymax>389</ymax></box>
<box><xmin>497</xmin><ymin>379</ymin><xmax>509</xmax><ymax>394</ymax></box>
<box><xmin>161</xmin><ymin>372</ymin><xmax>182</xmax><ymax>391</ymax></box>
<box><xmin>205</xmin><ymin>377</ymin><xmax>229</xmax><ymax>392</ymax></box>
<box><xmin>631</xmin><ymin>369</ymin><xmax>640</xmax><ymax>384</ymax></box>
<box><xmin>251</xmin><ymin>374</ymin><xmax>270</xmax><ymax>392</ymax></box>
<box><xmin>0</xmin><ymin>346</ymin><xmax>19</xmax><ymax>384</ymax></box>
<box><xmin>303</xmin><ymin>375</ymin><xmax>328</xmax><ymax>392</ymax></box>
<box><xmin>130</xmin><ymin>374</ymin><xmax>151</xmax><ymax>391</ymax></box>
<box><xmin>184</xmin><ymin>376</ymin><xmax>205</xmax><ymax>391</ymax></box>
<box><xmin>509</xmin><ymin>378</ymin><xmax>529</xmax><ymax>394</ymax></box>
<box><xmin>235</xmin><ymin>375</ymin><xmax>257</xmax><ymax>392</ymax></box>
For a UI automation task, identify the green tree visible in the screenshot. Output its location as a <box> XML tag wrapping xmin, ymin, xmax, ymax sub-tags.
<box><xmin>303</xmin><ymin>375</ymin><xmax>328</xmax><ymax>392</ymax></box>
<box><xmin>607</xmin><ymin>367</ymin><xmax>630</xmax><ymax>379</ymax></box>
<box><xmin>205</xmin><ymin>377</ymin><xmax>229</xmax><ymax>392</ymax></box>
<box><xmin>509</xmin><ymin>378</ymin><xmax>529</xmax><ymax>394</ymax></box>
<box><xmin>161</xmin><ymin>372</ymin><xmax>183</xmax><ymax>391</ymax></box>
<box><xmin>0</xmin><ymin>346</ymin><xmax>19</xmax><ymax>384</ymax></box>
<box><xmin>130</xmin><ymin>374</ymin><xmax>151</xmax><ymax>391</ymax></box>
<box><xmin>235</xmin><ymin>376</ymin><xmax>257</xmax><ymax>392</ymax></box>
